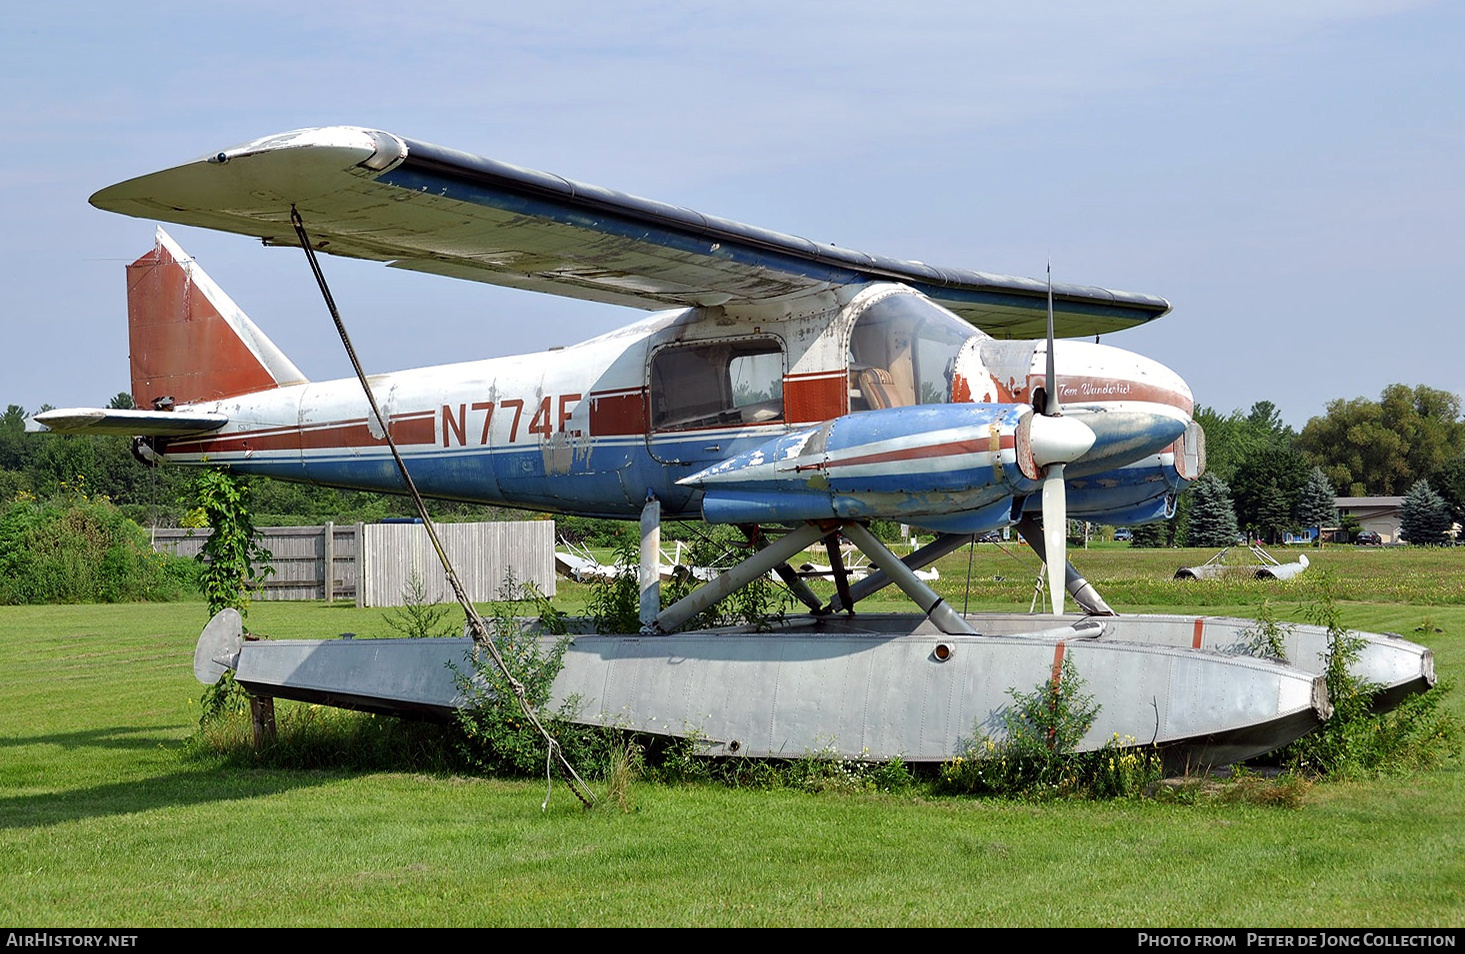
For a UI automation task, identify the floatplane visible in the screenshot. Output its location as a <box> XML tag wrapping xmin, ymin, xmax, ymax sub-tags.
<box><xmin>37</xmin><ymin>127</ymin><xmax>1433</xmax><ymax>766</ymax></box>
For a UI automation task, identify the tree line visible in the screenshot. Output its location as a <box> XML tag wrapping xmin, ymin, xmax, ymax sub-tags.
<box><xmin>1136</xmin><ymin>385</ymin><xmax>1465</xmax><ymax>547</ymax></box>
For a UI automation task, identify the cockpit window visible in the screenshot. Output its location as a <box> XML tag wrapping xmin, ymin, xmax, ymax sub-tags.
<box><xmin>848</xmin><ymin>292</ymin><xmax>978</xmax><ymax>410</ymax></box>
<box><xmin>650</xmin><ymin>339</ymin><xmax>785</xmax><ymax>431</ymax></box>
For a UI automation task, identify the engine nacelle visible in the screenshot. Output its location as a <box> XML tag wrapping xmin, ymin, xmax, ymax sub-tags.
<box><xmin>681</xmin><ymin>403</ymin><xmax>1041</xmax><ymax>525</ymax></box>
<box><xmin>1026</xmin><ymin>420</ymin><xmax>1207</xmax><ymax>525</ymax></box>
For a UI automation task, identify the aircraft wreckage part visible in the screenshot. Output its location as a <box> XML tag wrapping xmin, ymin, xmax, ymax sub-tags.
<box><xmin>1174</xmin><ymin>565</ymin><xmax>1226</xmax><ymax>580</ymax></box>
<box><xmin>194</xmin><ymin>608</ymin><xmax>244</xmax><ymax>685</ymax></box>
<box><xmin>223</xmin><ymin>615</ymin><xmax>1332</xmax><ymax>768</ymax></box>
<box><xmin>1175</xmin><ymin>558</ymin><xmax>1310</xmax><ymax>581</ymax></box>
<box><xmin>960</xmin><ymin>613</ymin><xmax>1434</xmax><ymax>712</ymax></box>
<box><xmin>233</xmin><ymin>636</ymin><xmax>473</xmax><ymax>719</ymax></box>
<box><xmin>1253</xmin><ymin>557</ymin><xmax>1310</xmax><ymax>581</ymax></box>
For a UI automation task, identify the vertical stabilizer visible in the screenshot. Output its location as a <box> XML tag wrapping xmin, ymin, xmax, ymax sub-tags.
<box><xmin>128</xmin><ymin>227</ymin><xmax>306</xmax><ymax>407</ymax></box>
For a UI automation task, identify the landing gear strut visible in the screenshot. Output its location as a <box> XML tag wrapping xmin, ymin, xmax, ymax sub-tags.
<box><xmin>649</xmin><ymin>521</ymin><xmax>978</xmax><ymax>636</ymax></box>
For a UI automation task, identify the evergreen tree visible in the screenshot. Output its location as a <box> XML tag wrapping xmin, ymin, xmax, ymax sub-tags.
<box><xmin>1128</xmin><ymin>522</ymin><xmax>1169</xmax><ymax>548</ymax></box>
<box><xmin>1185</xmin><ymin>474</ymin><xmax>1240</xmax><ymax>548</ymax></box>
<box><xmin>1255</xmin><ymin>485</ymin><xmax>1294</xmax><ymax>544</ymax></box>
<box><xmin>1434</xmin><ymin>454</ymin><xmax>1465</xmax><ymax>537</ymax></box>
<box><xmin>1295</xmin><ymin>467</ymin><xmax>1338</xmax><ymax>533</ymax></box>
<box><xmin>1399</xmin><ymin>480</ymin><xmax>1452</xmax><ymax>546</ymax></box>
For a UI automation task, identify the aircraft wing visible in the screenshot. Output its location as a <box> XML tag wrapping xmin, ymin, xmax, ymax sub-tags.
<box><xmin>91</xmin><ymin>127</ymin><xmax>1170</xmax><ymax>339</ymax></box>
<box><xmin>30</xmin><ymin>408</ymin><xmax>228</xmax><ymax>437</ymax></box>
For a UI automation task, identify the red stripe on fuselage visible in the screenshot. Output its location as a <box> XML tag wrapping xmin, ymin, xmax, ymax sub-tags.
<box><xmin>814</xmin><ymin>434</ymin><xmax>1016</xmax><ymax>471</ymax></box>
<box><xmin>170</xmin><ymin>412</ymin><xmax>436</xmax><ymax>455</ymax></box>
<box><xmin>1028</xmin><ymin>374</ymin><xmax>1192</xmax><ymax>416</ymax></box>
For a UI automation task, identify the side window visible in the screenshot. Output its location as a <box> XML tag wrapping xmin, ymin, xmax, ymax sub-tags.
<box><xmin>650</xmin><ymin>340</ymin><xmax>784</xmax><ymax>431</ymax></box>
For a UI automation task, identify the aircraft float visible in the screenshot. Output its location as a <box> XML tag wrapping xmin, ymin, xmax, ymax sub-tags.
<box><xmin>36</xmin><ymin>127</ymin><xmax>1434</xmax><ymax>767</ymax></box>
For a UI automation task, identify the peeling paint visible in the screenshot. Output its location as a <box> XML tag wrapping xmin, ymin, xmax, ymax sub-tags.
<box><xmin>542</xmin><ymin>430</ymin><xmax>575</xmax><ymax>474</ymax></box>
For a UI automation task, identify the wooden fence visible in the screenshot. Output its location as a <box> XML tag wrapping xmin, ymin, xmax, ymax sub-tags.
<box><xmin>151</xmin><ymin>521</ymin><xmax>554</xmax><ymax>606</ymax></box>
<box><xmin>357</xmin><ymin>521</ymin><xmax>555</xmax><ymax>607</ymax></box>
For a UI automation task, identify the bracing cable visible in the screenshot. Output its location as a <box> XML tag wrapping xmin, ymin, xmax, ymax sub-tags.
<box><xmin>289</xmin><ymin>207</ymin><xmax>596</xmax><ymax>809</ymax></box>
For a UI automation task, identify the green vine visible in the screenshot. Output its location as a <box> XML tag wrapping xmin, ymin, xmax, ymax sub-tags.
<box><xmin>188</xmin><ymin>467</ymin><xmax>273</xmax><ymax>618</ymax></box>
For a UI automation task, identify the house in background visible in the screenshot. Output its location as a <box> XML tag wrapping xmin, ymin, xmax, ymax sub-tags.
<box><xmin>1335</xmin><ymin>496</ymin><xmax>1405</xmax><ymax>544</ymax></box>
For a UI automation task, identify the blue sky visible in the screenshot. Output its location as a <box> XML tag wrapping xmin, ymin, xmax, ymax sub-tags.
<box><xmin>3</xmin><ymin>1</ymin><xmax>1460</xmax><ymax>427</ymax></box>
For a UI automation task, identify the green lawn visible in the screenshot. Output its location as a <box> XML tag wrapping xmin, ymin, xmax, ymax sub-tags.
<box><xmin>2</xmin><ymin>547</ymin><xmax>1463</xmax><ymax>927</ymax></box>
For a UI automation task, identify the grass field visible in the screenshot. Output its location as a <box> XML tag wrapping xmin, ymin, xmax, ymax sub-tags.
<box><xmin>3</xmin><ymin>545</ymin><xmax>1463</xmax><ymax>927</ymax></box>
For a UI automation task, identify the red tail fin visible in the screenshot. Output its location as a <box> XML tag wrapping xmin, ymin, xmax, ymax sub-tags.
<box><xmin>127</xmin><ymin>228</ymin><xmax>306</xmax><ymax>408</ymax></box>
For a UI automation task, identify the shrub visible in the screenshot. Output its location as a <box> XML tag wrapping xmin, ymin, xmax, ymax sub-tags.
<box><xmin>0</xmin><ymin>484</ymin><xmax>194</xmax><ymax>604</ymax></box>
<box><xmin>1285</xmin><ymin>596</ymin><xmax>1461</xmax><ymax>778</ymax></box>
<box><xmin>452</xmin><ymin>586</ymin><xmax>609</xmax><ymax>781</ymax></box>
<box><xmin>588</xmin><ymin>528</ymin><xmax>790</xmax><ymax>634</ymax></box>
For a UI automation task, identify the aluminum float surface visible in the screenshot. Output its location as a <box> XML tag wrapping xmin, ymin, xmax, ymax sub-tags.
<box><xmin>961</xmin><ymin>613</ymin><xmax>1434</xmax><ymax>709</ymax></box>
<box><xmin>232</xmin><ymin>614</ymin><xmax>1347</xmax><ymax>766</ymax></box>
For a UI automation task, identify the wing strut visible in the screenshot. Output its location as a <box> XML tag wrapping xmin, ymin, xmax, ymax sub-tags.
<box><xmin>288</xmin><ymin>206</ymin><xmax>597</xmax><ymax>809</ymax></box>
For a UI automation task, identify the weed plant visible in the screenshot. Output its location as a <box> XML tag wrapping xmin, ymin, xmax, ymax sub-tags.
<box><xmin>936</xmin><ymin>659</ymin><xmax>1165</xmax><ymax>800</ymax></box>
<box><xmin>382</xmin><ymin>569</ymin><xmax>461</xmax><ymax>639</ymax></box>
<box><xmin>1284</xmin><ymin>593</ymin><xmax>1462</xmax><ymax>778</ymax></box>
<box><xmin>628</xmin><ymin>733</ymin><xmax>915</xmax><ymax>795</ymax></box>
<box><xmin>452</xmin><ymin>582</ymin><xmax>613</xmax><ymax>779</ymax></box>
<box><xmin>188</xmin><ymin>699</ymin><xmax>461</xmax><ymax>773</ymax></box>
<box><xmin>586</xmin><ymin>539</ymin><xmax>642</xmax><ymax>633</ymax></box>
<box><xmin>197</xmin><ymin>671</ymin><xmax>251</xmax><ymax>726</ymax></box>
<box><xmin>589</xmin><ymin>529</ymin><xmax>790</xmax><ymax>633</ymax></box>
<box><xmin>1242</xmin><ymin>600</ymin><xmax>1291</xmax><ymax>661</ymax></box>
<box><xmin>189</xmin><ymin>468</ymin><xmax>272</xmax><ymax>618</ymax></box>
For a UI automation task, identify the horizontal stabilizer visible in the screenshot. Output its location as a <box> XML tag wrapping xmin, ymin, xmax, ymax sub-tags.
<box><xmin>29</xmin><ymin>407</ymin><xmax>228</xmax><ymax>437</ymax></box>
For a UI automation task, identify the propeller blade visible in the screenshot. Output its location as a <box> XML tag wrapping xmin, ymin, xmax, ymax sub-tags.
<box><xmin>1045</xmin><ymin>259</ymin><xmax>1059</xmax><ymax>416</ymax></box>
<box><xmin>1039</xmin><ymin>260</ymin><xmax>1074</xmax><ymax>614</ymax></box>
<box><xmin>1042</xmin><ymin>464</ymin><xmax>1068</xmax><ymax>615</ymax></box>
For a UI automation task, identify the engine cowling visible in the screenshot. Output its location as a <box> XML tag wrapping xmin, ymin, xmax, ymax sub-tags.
<box><xmin>681</xmin><ymin>403</ymin><xmax>1042</xmax><ymax>525</ymax></box>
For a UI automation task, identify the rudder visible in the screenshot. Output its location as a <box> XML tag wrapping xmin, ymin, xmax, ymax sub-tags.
<box><xmin>127</xmin><ymin>227</ymin><xmax>306</xmax><ymax>408</ymax></box>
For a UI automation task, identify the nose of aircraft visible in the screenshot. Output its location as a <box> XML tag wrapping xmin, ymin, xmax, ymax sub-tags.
<box><xmin>1041</xmin><ymin>339</ymin><xmax>1193</xmax><ymax>476</ymax></box>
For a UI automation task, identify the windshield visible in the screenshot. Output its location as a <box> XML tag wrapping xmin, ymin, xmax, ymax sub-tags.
<box><xmin>848</xmin><ymin>291</ymin><xmax>979</xmax><ymax>410</ymax></box>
